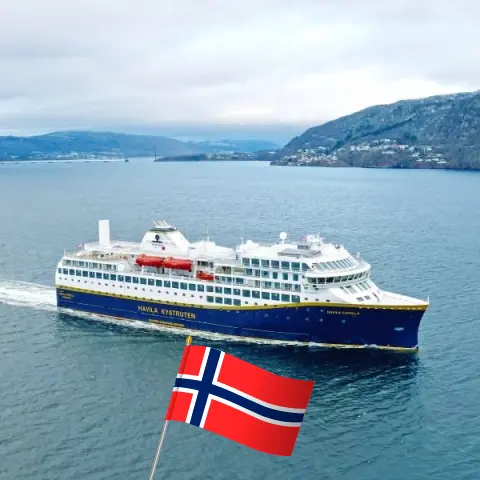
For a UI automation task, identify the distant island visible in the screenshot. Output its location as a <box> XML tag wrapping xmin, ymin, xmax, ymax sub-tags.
<box><xmin>271</xmin><ymin>90</ymin><xmax>480</xmax><ymax>170</ymax></box>
<box><xmin>0</xmin><ymin>130</ymin><xmax>279</xmax><ymax>162</ymax></box>
<box><xmin>154</xmin><ymin>151</ymin><xmax>276</xmax><ymax>162</ymax></box>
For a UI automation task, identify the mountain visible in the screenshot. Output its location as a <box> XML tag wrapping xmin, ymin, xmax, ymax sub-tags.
<box><xmin>0</xmin><ymin>130</ymin><xmax>279</xmax><ymax>161</ymax></box>
<box><xmin>0</xmin><ymin>131</ymin><xmax>198</xmax><ymax>160</ymax></box>
<box><xmin>273</xmin><ymin>90</ymin><xmax>480</xmax><ymax>169</ymax></box>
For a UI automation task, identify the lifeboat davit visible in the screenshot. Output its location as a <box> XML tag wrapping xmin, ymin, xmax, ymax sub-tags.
<box><xmin>196</xmin><ymin>271</ymin><xmax>214</xmax><ymax>281</ymax></box>
<box><xmin>163</xmin><ymin>257</ymin><xmax>193</xmax><ymax>271</ymax></box>
<box><xmin>135</xmin><ymin>255</ymin><xmax>165</xmax><ymax>268</ymax></box>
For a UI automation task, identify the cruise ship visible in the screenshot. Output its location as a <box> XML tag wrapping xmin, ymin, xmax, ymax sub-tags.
<box><xmin>55</xmin><ymin>220</ymin><xmax>429</xmax><ymax>351</ymax></box>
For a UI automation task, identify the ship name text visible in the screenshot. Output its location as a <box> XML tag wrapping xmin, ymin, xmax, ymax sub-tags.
<box><xmin>138</xmin><ymin>305</ymin><xmax>196</xmax><ymax>319</ymax></box>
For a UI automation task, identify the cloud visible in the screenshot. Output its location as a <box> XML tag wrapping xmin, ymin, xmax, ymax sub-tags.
<box><xmin>0</xmin><ymin>0</ymin><xmax>478</xmax><ymax>136</ymax></box>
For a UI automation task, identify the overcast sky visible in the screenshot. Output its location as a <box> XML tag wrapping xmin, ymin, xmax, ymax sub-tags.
<box><xmin>0</xmin><ymin>0</ymin><xmax>479</xmax><ymax>138</ymax></box>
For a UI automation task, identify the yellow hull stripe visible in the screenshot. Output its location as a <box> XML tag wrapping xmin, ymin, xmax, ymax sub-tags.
<box><xmin>56</xmin><ymin>284</ymin><xmax>428</xmax><ymax>312</ymax></box>
<box><xmin>57</xmin><ymin>307</ymin><xmax>418</xmax><ymax>353</ymax></box>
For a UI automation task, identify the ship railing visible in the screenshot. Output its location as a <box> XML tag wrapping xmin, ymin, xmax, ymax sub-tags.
<box><xmin>381</xmin><ymin>291</ymin><xmax>428</xmax><ymax>305</ymax></box>
<box><xmin>63</xmin><ymin>250</ymin><xmax>134</xmax><ymax>260</ymax></box>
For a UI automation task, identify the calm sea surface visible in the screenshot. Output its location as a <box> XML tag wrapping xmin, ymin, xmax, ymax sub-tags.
<box><xmin>0</xmin><ymin>160</ymin><xmax>479</xmax><ymax>480</ymax></box>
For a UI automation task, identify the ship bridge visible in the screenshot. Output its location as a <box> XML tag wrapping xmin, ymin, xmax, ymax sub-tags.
<box><xmin>140</xmin><ymin>221</ymin><xmax>190</xmax><ymax>253</ymax></box>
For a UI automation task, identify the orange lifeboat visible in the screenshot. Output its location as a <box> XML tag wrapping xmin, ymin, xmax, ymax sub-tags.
<box><xmin>163</xmin><ymin>257</ymin><xmax>193</xmax><ymax>271</ymax></box>
<box><xmin>196</xmin><ymin>271</ymin><xmax>214</xmax><ymax>281</ymax></box>
<box><xmin>135</xmin><ymin>255</ymin><xmax>165</xmax><ymax>268</ymax></box>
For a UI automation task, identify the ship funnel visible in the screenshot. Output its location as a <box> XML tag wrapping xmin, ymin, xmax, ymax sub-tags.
<box><xmin>99</xmin><ymin>219</ymin><xmax>111</xmax><ymax>247</ymax></box>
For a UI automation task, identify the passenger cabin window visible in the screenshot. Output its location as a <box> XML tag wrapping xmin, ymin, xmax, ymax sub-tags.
<box><xmin>271</xmin><ymin>260</ymin><xmax>279</xmax><ymax>269</ymax></box>
<box><xmin>251</xmin><ymin>259</ymin><xmax>260</xmax><ymax>267</ymax></box>
<box><xmin>242</xmin><ymin>258</ymin><xmax>250</xmax><ymax>266</ymax></box>
<box><xmin>261</xmin><ymin>259</ymin><xmax>269</xmax><ymax>268</ymax></box>
<box><xmin>281</xmin><ymin>261</ymin><xmax>290</xmax><ymax>270</ymax></box>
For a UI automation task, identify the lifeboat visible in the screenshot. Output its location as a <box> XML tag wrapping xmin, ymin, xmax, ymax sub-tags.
<box><xmin>162</xmin><ymin>257</ymin><xmax>192</xmax><ymax>271</ymax></box>
<box><xmin>196</xmin><ymin>271</ymin><xmax>214</xmax><ymax>281</ymax></box>
<box><xmin>135</xmin><ymin>255</ymin><xmax>165</xmax><ymax>268</ymax></box>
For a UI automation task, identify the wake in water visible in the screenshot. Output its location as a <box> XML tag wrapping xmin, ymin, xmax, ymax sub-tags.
<box><xmin>0</xmin><ymin>280</ymin><xmax>57</xmax><ymax>311</ymax></box>
<box><xmin>0</xmin><ymin>280</ymin><xmax>311</xmax><ymax>347</ymax></box>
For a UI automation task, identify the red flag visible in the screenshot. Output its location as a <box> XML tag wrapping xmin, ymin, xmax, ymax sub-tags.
<box><xmin>165</xmin><ymin>344</ymin><xmax>315</xmax><ymax>456</ymax></box>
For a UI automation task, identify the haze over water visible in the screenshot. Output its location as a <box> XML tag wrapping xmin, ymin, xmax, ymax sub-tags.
<box><xmin>0</xmin><ymin>160</ymin><xmax>479</xmax><ymax>479</ymax></box>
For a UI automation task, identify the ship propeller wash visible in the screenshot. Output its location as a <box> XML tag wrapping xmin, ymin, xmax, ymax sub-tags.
<box><xmin>55</xmin><ymin>220</ymin><xmax>429</xmax><ymax>351</ymax></box>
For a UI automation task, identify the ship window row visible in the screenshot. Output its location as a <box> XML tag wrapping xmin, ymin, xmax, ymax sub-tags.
<box><xmin>243</xmin><ymin>269</ymin><xmax>300</xmax><ymax>281</ymax></box>
<box><xmin>207</xmin><ymin>294</ymin><xmax>301</xmax><ymax>304</ymax></box>
<box><xmin>307</xmin><ymin>271</ymin><xmax>369</xmax><ymax>285</ymax></box>
<box><xmin>241</xmin><ymin>258</ymin><xmax>309</xmax><ymax>271</ymax></box>
<box><xmin>60</xmin><ymin>269</ymin><xmax>304</xmax><ymax>295</ymax></box>
<box><xmin>341</xmin><ymin>280</ymin><xmax>376</xmax><ymax>296</ymax></box>
<box><xmin>216</xmin><ymin>276</ymin><xmax>301</xmax><ymax>292</ymax></box>
<box><xmin>213</xmin><ymin>276</ymin><xmax>245</xmax><ymax>285</ymax></box>
<box><xmin>313</xmin><ymin>257</ymin><xmax>356</xmax><ymax>271</ymax></box>
<box><xmin>63</xmin><ymin>259</ymin><xmax>118</xmax><ymax>271</ymax></box>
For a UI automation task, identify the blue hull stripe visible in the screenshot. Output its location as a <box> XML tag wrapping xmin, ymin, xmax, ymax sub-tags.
<box><xmin>56</xmin><ymin>287</ymin><xmax>426</xmax><ymax>350</ymax></box>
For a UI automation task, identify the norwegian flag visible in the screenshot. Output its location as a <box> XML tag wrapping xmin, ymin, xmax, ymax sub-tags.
<box><xmin>165</xmin><ymin>345</ymin><xmax>314</xmax><ymax>456</ymax></box>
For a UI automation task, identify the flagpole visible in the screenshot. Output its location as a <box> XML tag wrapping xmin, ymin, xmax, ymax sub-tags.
<box><xmin>148</xmin><ymin>420</ymin><xmax>169</xmax><ymax>480</ymax></box>
<box><xmin>148</xmin><ymin>335</ymin><xmax>193</xmax><ymax>480</ymax></box>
